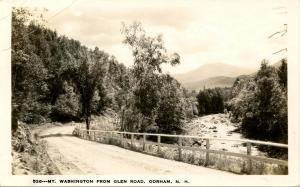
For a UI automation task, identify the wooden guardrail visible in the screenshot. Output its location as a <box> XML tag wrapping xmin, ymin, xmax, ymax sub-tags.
<box><xmin>73</xmin><ymin>126</ymin><xmax>288</xmax><ymax>173</ymax></box>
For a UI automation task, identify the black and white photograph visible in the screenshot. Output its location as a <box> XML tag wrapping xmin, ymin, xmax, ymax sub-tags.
<box><xmin>0</xmin><ymin>0</ymin><xmax>300</xmax><ymax>186</ymax></box>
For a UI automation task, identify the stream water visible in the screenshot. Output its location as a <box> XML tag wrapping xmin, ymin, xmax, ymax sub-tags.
<box><xmin>184</xmin><ymin>114</ymin><xmax>266</xmax><ymax>157</ymax></box>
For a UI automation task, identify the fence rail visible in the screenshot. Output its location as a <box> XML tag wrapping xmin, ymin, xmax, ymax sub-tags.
<box><xmin>73</xmin><ymin>126</ymin><xmax>288</xmax><ymax>173</ymax></box>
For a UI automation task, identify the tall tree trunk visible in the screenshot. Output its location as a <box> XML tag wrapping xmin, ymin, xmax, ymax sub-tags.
<box><xmin>85</xmin><ymin>99</ymin><xmax>91</xmax><ymax>135</ymax></box>
<box><xmin>11</xmin><ymin>107</ymin><xmax>18</xmax><ymax>132</ymax></box>
<box><xmin>85</xmin><ymin>116</ymin><xmax>90</xmax><ymax>130</ymax></box>
<box><xmin>121</xmin><ymin>107</ymin><xmax>125</xmax><ymax>131</ymax></box>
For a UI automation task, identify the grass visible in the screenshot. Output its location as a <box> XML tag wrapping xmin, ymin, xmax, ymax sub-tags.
<box><xmin>21</xmin><ymin>140</ymin><xmax>60</xmax><ymax>175</ymax></box>
<box><xmin>73</xmin><ymin>129</ymin><xmax>288</xmax><ymax>175</ymax></box>
<box><xmin>12</xmin><ymin>140</ymin><xmax>60</xmax><ymax>175</ymax></box>
<box><xmin>12</xmin><ymin>123</ymin><xmax>60</xmax><ymax>175</ymax></box>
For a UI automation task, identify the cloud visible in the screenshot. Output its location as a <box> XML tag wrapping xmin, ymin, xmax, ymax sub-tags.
<box><xmin>41</xmin><ymin>0</ymin><xmax>287</xmax><ymax>73</ymax></box>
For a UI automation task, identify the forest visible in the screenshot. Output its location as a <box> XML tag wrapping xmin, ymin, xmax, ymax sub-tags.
<box><xmin>11</xmin><ymin>8</ymin><xmax>197</xmax><ymax>136</ymax></box>
<box><xmin>12</xmin><ymin>7</ymin><xmax>287</xmax><ymax>152</ymax></box>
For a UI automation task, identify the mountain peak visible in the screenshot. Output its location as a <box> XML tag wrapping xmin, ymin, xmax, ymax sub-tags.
<box><xmin>173</xmin><ymin>63</ymin><xmax>257</xmax><ymax>90</ymax></box>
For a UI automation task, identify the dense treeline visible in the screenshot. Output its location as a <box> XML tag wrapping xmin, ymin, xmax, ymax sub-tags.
<box><xmin>11</xmin><ymin>8</ymin><xmax>196</xmax><ymax>135</ymax></box>
<box><xmin>196</xmin><ymin>88</ymin><xmax>225</xmax><ymax>115</ymax></box>
<box><xmin>12</xmin><ymin>8</ymin><xmax>112</xmax><ymax>130</ymax></box>
<box><xmin>228</xmin><ymin>59</ymin><xmax>287</xmax><ymax>156</ymax></box>
<box><xmin>117</xmin><ymin>22</ymin><xmax>196</xmax><ymax>135</ymax></box>
<box><xmin>12</xmin><ymin>8</ymin><xmax>288</xmax><ymax>151</ymax></box>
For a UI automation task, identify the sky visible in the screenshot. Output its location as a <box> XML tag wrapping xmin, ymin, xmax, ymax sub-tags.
<box><xmin>18</xmin><ymin>0</ymin><xmax>287</xmax><ymax>74</ymax></box>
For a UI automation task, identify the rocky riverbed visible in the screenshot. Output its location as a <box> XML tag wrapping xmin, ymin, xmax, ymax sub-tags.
<box><xmin>183</xmin><ymin>114</ymin><xmax>266</xmax><ymax>157</ymax></box>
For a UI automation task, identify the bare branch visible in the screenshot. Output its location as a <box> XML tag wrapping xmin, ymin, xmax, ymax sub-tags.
<box><xmin>273</xmin><ymin>48</ymin><xmax>287</xmax><ymax>55</ymax></box>
<box><xmin>276</xmin><ymin>11</ymin><xmax>288</xmax><ymax>15</ymax></box>
<box><xmin>268</xmin><ymin>24</ymin><xmax>287</xmax><ymax>39</ymax></box>
<box><xmin>272</xmin><ymin>6</ymin><xmax>286</xmax><ymax>10</ymax></box>
<box><xmin>268</xmin><ymin>31</ymin><xmax>282</xmax><ymax>39</ymax></box>
<box><xmin>281</xmin><ymin>31</ymin><xmax>287</xmax><ymax>36</ymax></box>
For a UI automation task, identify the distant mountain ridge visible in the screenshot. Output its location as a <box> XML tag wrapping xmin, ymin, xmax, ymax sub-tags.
<box><xmin>173</xmin><ymin>63</ymin><xmax>256</xmax><ymax>91</ymax></box>
<box><xmin>184</xmin><ymin>76</ymin><xmax>236</xmax><ymax>90</ymax></box>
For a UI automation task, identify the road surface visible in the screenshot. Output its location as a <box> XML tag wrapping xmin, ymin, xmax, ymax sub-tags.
<box><xmin>39</xmin><ymin>125</ymin><xmax>234</xmax><ymax>175</ymax></box>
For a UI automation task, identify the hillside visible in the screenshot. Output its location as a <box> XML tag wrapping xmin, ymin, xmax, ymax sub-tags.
<box><xmin>173</xmin><ymin>63</ymin><xmax>256</xmax><ymax>83</ymax></box>
<box><xmin>173</xmin><ymin>63</ymin><xmax>256</xmax><ymax>90</ymax></box>
<box><xmin>184</xmin><ymin>76</ymin><xmax>236</xmax><ymax>90</ymax></box>
<box><xmin>272</xmin><ymin>58</ymin><xmax>287</xmax><ymax>68</ymax></box>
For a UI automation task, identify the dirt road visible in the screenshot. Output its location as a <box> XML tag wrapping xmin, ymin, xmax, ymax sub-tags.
<box><xmin>39</xmin><ymin>125</ymin><xmax>234</xmax><ymax>175</ymax></box>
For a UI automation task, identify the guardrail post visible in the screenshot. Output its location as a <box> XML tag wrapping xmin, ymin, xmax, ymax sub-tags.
<box><xmin>247</xmin><ymin>142</ymin><xmax>252</xmax><ymax>174</ymax></box>
<box><xmin>120</xmin><ymin>133</ymin><xmax>122</xmax><ymax>145</ymax></box>
<box><xmin>205</xmin><ymin>139</ymin><xmax>210</xmax><ymax>166</ymax></box>
<box><xmin>104</xmin><ymin>132</ymin><xmax>107</xmax><ymax>142</ymax></box>
<box><xmin>192</xmin><ymin>150</ymin><xmax>195</xmax><ymax>164</ymax></box>
<box><xmin>157</xmin><ymin>135</ymin><xmax>161</xmax><ymax>154</ymax></box>
<box><xmin>121</xmin><ymin>133</ymin><xmax>124</xmax><ymax>147</ymax></box>
<box><xmin>131</xmin><ymin>134</ymin><xmax>134</xmax><ymax>149</ymax></box>
<box><xmin>143</xmin><ymin>134</ymin><xmax>146</xmax><ymax>151</ymax></box>
<box><xmin>178</xmin><ymin>137</ymin><xmax>182</xmax><ymax>161</ymax></box>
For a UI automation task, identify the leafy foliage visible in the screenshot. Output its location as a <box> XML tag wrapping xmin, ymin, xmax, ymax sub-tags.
<box><xmin>12</xmin><ymin>8</ymin><xmax>51</xmax><ymax>124</ymax></box>
<box><xmin>66</xmin><ymin>47</ymin><xmax>109</xmax><ymax>130</ymax></box>
<box><xmin>120</xmin><ymin>22</ymin><xmax>191</xmax><ymax>136</ymax></box>
<box><xmin>196</xmin><ymin>88</ymin><xmax>225</xmax><ymax>115</ymax></box>
<box><xmin>12</xmin><ymin>9</ymin><xmax>194</xmax><ymax>137</ymax></box>
<box><xmin>228</xmin><ymin>60</ymin><xmax>288</xmax><ymax>149</ymax></box>
<box><xmin>51</xmin><ymin>82</ymin><xmax>80</xmax><ymax>122</ymax></box>
<box><xmin>156</xmin><ymin>75</ymin><xmax>185</xmax><ymax>134</ymax></box>
<box><xmin>12</xmin><ymin>8</ymin><xmax>111</xmax><ymax>126</ymax></box>
<box><xmin>277</xmin><ymin>58</ymin><xmax>287</xmax><ymax>89</ymax></box>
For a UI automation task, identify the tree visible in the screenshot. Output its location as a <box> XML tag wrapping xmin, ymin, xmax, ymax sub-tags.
<box><xmin>196</xmin><ymin>90</ymin><xmax>209</xmax><ymax>114</ymax></box>
<box><xmin>227</xmin><ymin>78</ymin><xmax>256</xmax><ymax>122</ymax></box>
<box><xmin>121</xmin><ymin>22</ymin><xmax>180</xmax><ymax>132</ymax></box>
<box><xmin>51</xmin><ymin>82</ymin><xmax>80</xmax><ymax>122</ymax></box>
<box><xmin>196</xmin><ymin>88</ymin><xmax>225</xmax><ymax>115</ymax></box>
<box><xmin>277</xmin><ymin>58</ymin><xmax>287</xmax><ymax>89</ymax></box>
<box><xmin>68</xmin><ymin>47</ymin><xmax>108</xmax><ymax>130</ymax></box>
<box><xmin>227</xmin><ymin>60</ymin><xmax>287</xmax><ymax>158</ymax></box>
<box><xmin>12</xmin><ymin>8</ymin><xmax>52</xmax><ymax>124</ymax></box>
<box><xmin>12</xmin><ymin>8</ymin><xmax>31</xmax><ymax>130</ymax></box>
<box><xmin>252</xmin><ymin>61</ymin><xmax>287</xmax><ymax>142</ymax></box>
<box><xmin>155</xmin><ymin>75</ymin><xmax>184</xmax><ymax>135</ymax></box>
<box><xmin>12</xmin><ymin>7</ymin><xmax>130</xmax><ymax>128</ymax></box>
<box><xmin>230</xmin><ymin>60</ymin><xmax>287</xmax><ymax>143</ymax></box>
